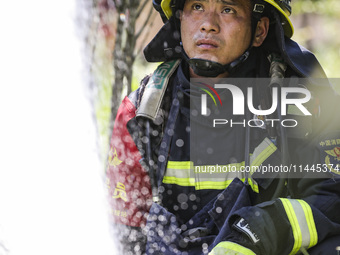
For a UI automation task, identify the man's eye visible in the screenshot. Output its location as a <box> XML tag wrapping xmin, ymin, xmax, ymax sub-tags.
<box><xmin>192</xmin><ymin>4</ymin><xmax>203</xmax><ymax>11</ymax></box>
<box><xmin>222</xmin><ymin>7</ymin><xmax>234</xmax><ymax>13</ymax></box>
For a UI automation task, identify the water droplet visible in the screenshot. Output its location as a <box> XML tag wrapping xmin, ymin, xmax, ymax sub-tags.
<box><xmin>167</xmin><ymin>129</ymin><xmax>174</xmax><ymax>136</ymax></box>
<box><xmin>191</xmin><ymin>109</ymin><xmax>198</xmax><ymax>116</ymax></box>
<box><xmin>176</xmin><ymin>139</ymin><xmax>184</xmax><ymax>147</ymax></box>
<box><xmin>177</xmin><ymin>193</ymin><xmax>188</xmax><ymax>203</ymax></box>
<box><xmin>142</xmin><ymin>136</ymin><xmax>149</xmax><ymax>143</ymax></box>
<box><xmin>181</xmin><ymin>224</ymin><xmax>188</xmax><ymax>231</ymax></box>
<box><xmin>189</xmin><ymin>194</ymin><xmax>196</xmax><ymax>201</ymax></box>
<box><xmin>158</xmin><ymin>155</ymin><xmax>166</xmax><ymax>162</ymax></box>
<box><xmin>158</xmin><ymin>186</ymin><xmax>165</xmax><ymax>193</ymax></box>
<box><xmin>141</xmin><ymin>187</ymin><xmax>149</xmax><ymax>196</ymax></box>
<box><xmin>181</xmin><ymin>202</ymin><xmax>188</xmax><ymax>210</ymax></box>
<box><xmin>216</xmin><ymin>207</ymin><xmax>222</xmax><ymax>214</ymax></box>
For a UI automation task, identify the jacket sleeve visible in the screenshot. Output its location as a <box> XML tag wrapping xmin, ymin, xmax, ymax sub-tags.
<box><xmin>106</xmin><ymin>96</ymin><xmax>152</xmax><ymax>254</ymax></box>
<box><xmin>226</xmin><ymin>179</ymin><xmax>340</xmax><ymax>255</ymax></box>
<box><xmin>218</xmin><ymin>130</ymin><xmax>340</xmax><ymax>255</ymax></box>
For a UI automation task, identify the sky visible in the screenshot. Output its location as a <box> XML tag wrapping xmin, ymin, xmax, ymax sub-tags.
<box><xmin>0</xmin><ymin>1</ymin><xmax>117</xmax><ymax>254</ymax></box>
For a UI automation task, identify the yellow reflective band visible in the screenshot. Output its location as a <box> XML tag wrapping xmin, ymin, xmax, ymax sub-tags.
<box><xmin>247</xmin><ymin>178</ymin><xmax>259</xmax><ymax>193</ymax></box>
<box><xmin>163</xmin><ymin>161</ymin><xmax>259</xmax><ymax>192</ymax></box>
<box><xmin>167</xmin><ymin>161</ymin><xmax>193</xmax><ymax>169</ymax></box>
<box><xmin>281</xmin><ymin>198</ymin><xmax>302</xmax><ymax>254</ymax></box>
<box><xmin>280</xmin><ymin>198</ymin><xmax>318</xmax><ymax>254</ymax></box>
<box><xmin>163</xmin><ymin>175</ymin><xmax>259</xmax><ymax>192</ymax></box>
<box><xmin>209</xmin><ymin>241</ymin><xmax>256</xmax><ymax>255</ymax></box>
<box><xmin>250</xmin><ymin>138</ymin><xmax>277</xmax><ymax>171</ymax></box>
<box><xmin>162</xmin><ymin>138</ymin><xmax>277</xmax><ymax>193</ymax></box>
<box><xmin>299</xmin><ymin>200</ymin><xmax>318</xmax><ymax>248</ymax></box>
<box><xmin>195</xmin><ymin>179</ymin><xmax>234</xmax><ymax>190</ymax></box>
<box><xmin>162</xmin><ymin>176</ymin><xmax>196</xmax><ymax>186</ymax></box>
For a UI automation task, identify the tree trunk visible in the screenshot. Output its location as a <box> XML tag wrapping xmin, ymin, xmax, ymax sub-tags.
<box><xmin>108</xmin><ymin>0</ymin><xmax>155</xmax><ymax>137</ymax></box>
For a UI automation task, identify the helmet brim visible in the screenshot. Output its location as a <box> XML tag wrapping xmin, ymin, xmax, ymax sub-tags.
<box><xmin>263</xmin><ymin>0</ymin><xmax>294</xmax><ymax>38</ymax></box>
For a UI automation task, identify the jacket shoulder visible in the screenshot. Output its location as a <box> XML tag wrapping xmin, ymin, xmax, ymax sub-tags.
<box><xmin>135</xmin><ymin>60</ymin><xmax>180</xmax><ymax>121</ymax></box>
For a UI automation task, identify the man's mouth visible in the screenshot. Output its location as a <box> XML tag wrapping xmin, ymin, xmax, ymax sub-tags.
<box><xmin>197</xmin><ymin>39</ymin><xmax>218</xmax><ymax>49</ymax></box>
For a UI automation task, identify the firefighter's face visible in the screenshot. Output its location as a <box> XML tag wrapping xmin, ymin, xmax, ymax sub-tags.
<box><xmin>180</xmin><ymin>0</ymin><xmax>267</xmax><ymax>77</ymax></box>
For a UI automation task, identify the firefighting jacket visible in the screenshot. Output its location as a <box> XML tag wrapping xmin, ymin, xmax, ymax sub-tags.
<box><xmin>107</xmin><ymin>45</ymin><xmax>340</xmax><ymax>254</ymax></box>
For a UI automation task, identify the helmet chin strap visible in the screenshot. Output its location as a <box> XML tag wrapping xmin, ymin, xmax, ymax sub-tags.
<box><xmin>181</xmin><ymin>47</ymin><xmax>250</xmax><ymax>77</ymax></box>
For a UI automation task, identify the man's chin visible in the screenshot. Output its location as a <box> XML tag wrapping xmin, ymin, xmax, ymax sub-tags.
<box><xmin>190</xmin><ymin>55</ymin><xmax>222</xmax><ymax>64</ymax></box>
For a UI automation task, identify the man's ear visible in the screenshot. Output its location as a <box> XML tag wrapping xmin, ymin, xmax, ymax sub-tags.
<box><xmin>179</xmin><ymin>9</ymin><xmax>183</xmax><ymax>21</ymax></box>
<box><xmin>252</xmin><ymin>17</ymin><xmax>269</xmax><ymax>47</ymax></box>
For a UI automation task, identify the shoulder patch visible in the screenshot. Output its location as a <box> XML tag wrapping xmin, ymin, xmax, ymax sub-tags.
<box><xmin>318</xmin><ymin>133</ymin><xmax>340</xmax><ymax>175</ymax></box>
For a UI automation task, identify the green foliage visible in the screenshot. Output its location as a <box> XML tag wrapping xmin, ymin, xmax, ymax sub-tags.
<box><xmin>92</xmin><ymin>36</ymin><xmax>114</xmax><ymax>163</ymax></box>
<box><xmin>132</xmin><ymin>57</ymin><xmax>160</xmax><ymax>91</ymax></box>
<box><xmin>292</xmin><ymin>0</ymin><xmax>340</xmax><ymax>16</ymax></box>
<box><xmin>291</xmin><ymin>0</ymin><xmax>340</xmax><ymax>79</ymax></box>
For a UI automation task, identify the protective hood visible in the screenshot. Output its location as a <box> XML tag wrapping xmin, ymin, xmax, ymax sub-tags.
<box><xmin>263</xmin><ymin>11</ymin><xmax>327</xmax><ymax>78</ymax></box>
<box><xmin>143</xmin><ymin>17</ymin><xmax>182</xmax><ymax>62</ymax></box>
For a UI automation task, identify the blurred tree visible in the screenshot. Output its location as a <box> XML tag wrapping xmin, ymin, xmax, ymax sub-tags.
<box><xmin>88</xmin><ymin>0</ymin><xmax>162</xmax><ymax>163</ymax></box>
<box><xmin>95</xmin><ymin>0</ymin><xmax>159</xmax><ymax>136</ymax></box>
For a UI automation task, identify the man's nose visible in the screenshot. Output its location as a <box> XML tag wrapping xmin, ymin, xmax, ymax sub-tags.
<box><xmin>200</xmin><ymin>11</ymin><xmax>220</xmax><ymax>33</ymax></box>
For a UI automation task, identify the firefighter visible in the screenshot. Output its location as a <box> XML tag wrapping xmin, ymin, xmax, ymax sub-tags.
<box><xmin>107</xmin><ymin>0</ymin><xmax>340</xmax><ymax>254</ymax></box>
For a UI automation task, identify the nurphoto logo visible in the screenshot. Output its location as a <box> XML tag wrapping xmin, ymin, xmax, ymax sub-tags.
<box><xmin>195</xmin><ymin>79</ymin><xmax>312</xmax><ymax>128</ymax></box>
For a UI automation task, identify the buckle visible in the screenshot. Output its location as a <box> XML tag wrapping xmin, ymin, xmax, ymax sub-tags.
<box><xmin>253</xmin><ymin>4</ymin><xmax>265</xmax><ymax>13</ymax></box>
